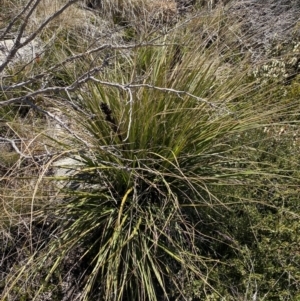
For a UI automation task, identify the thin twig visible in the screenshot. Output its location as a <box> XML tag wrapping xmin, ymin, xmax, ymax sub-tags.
<box><xmin>0</xmin><ymin>0</ymin><xmax>80</xmax><ymax>73</ymax></box>
<box><xmin>0</xmin><ymin>137</ymin><xmax>59</xmax><ymax>160</ymax></box>
<box><xmin>0</xmin><ymin>137</ymin><xmax>29</xmax><ymax>158</ymax></box>
<box><xmin>23</xmin><ymin>97</ymin><xmax>91</xmax><ymax>149</ymax></box>
<box><xmin>0</xmin><ymin>0</ymin><xmax>37</xmax><ymax>41</ymax></box>
<box><xmin>0</xmin><ymin>0</ymin><xmax>42</xmax><ymax>72</ymax></box>
<box><xmin>123</xmin><ymin>87</ymin><xmax>133</xmax><ymax>142</ymax></box>
<box><xmin>0</xmin><ymin>42</ymin><xmax>167</xmax><ymax>92</ymax></box>
<box><xmin>89</xmin><ymin>77</ymin><xmax>218</xmax><ymax>107</ymax></box>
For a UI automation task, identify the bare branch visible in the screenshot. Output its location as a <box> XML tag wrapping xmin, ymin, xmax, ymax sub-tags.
<box><xmin>0</xmin><ymin>136</ymin><xmax>59</xmax><ymax>160</ymax></box>
<box><xmin>0</xmin><ymin>0</ymin><xmax>80</xmax><ymax>73</ymax></box>
<box><xmin>123</xmin><ymin>88</ymin><xmax>133</xmax><ymax>142</ymax></box>
<box><xmin>0</xmin><ymin>74</ymin><xmax>219</xmax><ymax>109</ymax></box>
<box><xmin>0</xmin><ymin>0</ymin><xmax>42</xmax><ymax>72</ymax></box>
<box><xmin>89</xmin><ymin>77</ymin><xmax>219</xmax><ymax>107</ymax></box>
<box><xmin>23</xmin><ymin>97</ymin><xmax>91</xmax><ymax>148</ymax></box>
<box><xmin>0</xmin><ymin>137</ymin><xmax>28</xmax><ymax>158</ymax></box>
<box><xmin>0</xmin><ymin>0</ymin><xmax>37</xmax><ymax>41</ymax></box>
<box><xmin>1</xmin><ymin>42</ymin><xmax>167</xmax><ymax>92</ymax></box>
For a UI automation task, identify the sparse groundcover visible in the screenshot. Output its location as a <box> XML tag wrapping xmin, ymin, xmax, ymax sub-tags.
<box><xmin>1</xmin><ymin>0</ymin><xmax>300</xmax><ymax>301</ymax></box>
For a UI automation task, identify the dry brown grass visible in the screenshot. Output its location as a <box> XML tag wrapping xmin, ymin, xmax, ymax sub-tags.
<box><xmin>94</xmin><ymin>0</ymin><xmax>177</xmax><ymax>27</ymax></box>
<box><xmin>0</xmin><ymin>0</ymin><xmax>100</xmax><ymax>38</ymax></box>
<box><xmin>34</xmin><ymin>0</ymin><xmax>94</xmax><ymax>30</ymax></box>
<box><xmin>145</xmin><ymin>0</ymin><xmax>177</xmax><ymax>23</ymax></box>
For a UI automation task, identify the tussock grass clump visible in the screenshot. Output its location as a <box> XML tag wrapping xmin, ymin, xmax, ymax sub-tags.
<box><xmin>1</xmin><ymin>1</ymin><xmax>300</xmax><ymax>300</ymax></box>
<box><xmin>3</xmin><ymin>25</ymin><xmax>300</xmax><ymax>300</ymax></box>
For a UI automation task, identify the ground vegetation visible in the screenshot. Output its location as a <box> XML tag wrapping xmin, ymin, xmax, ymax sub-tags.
<box><xmin>0</xmin><ymin>0</ymin><xmax>300</xmax><ymax>300</ymax></box>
